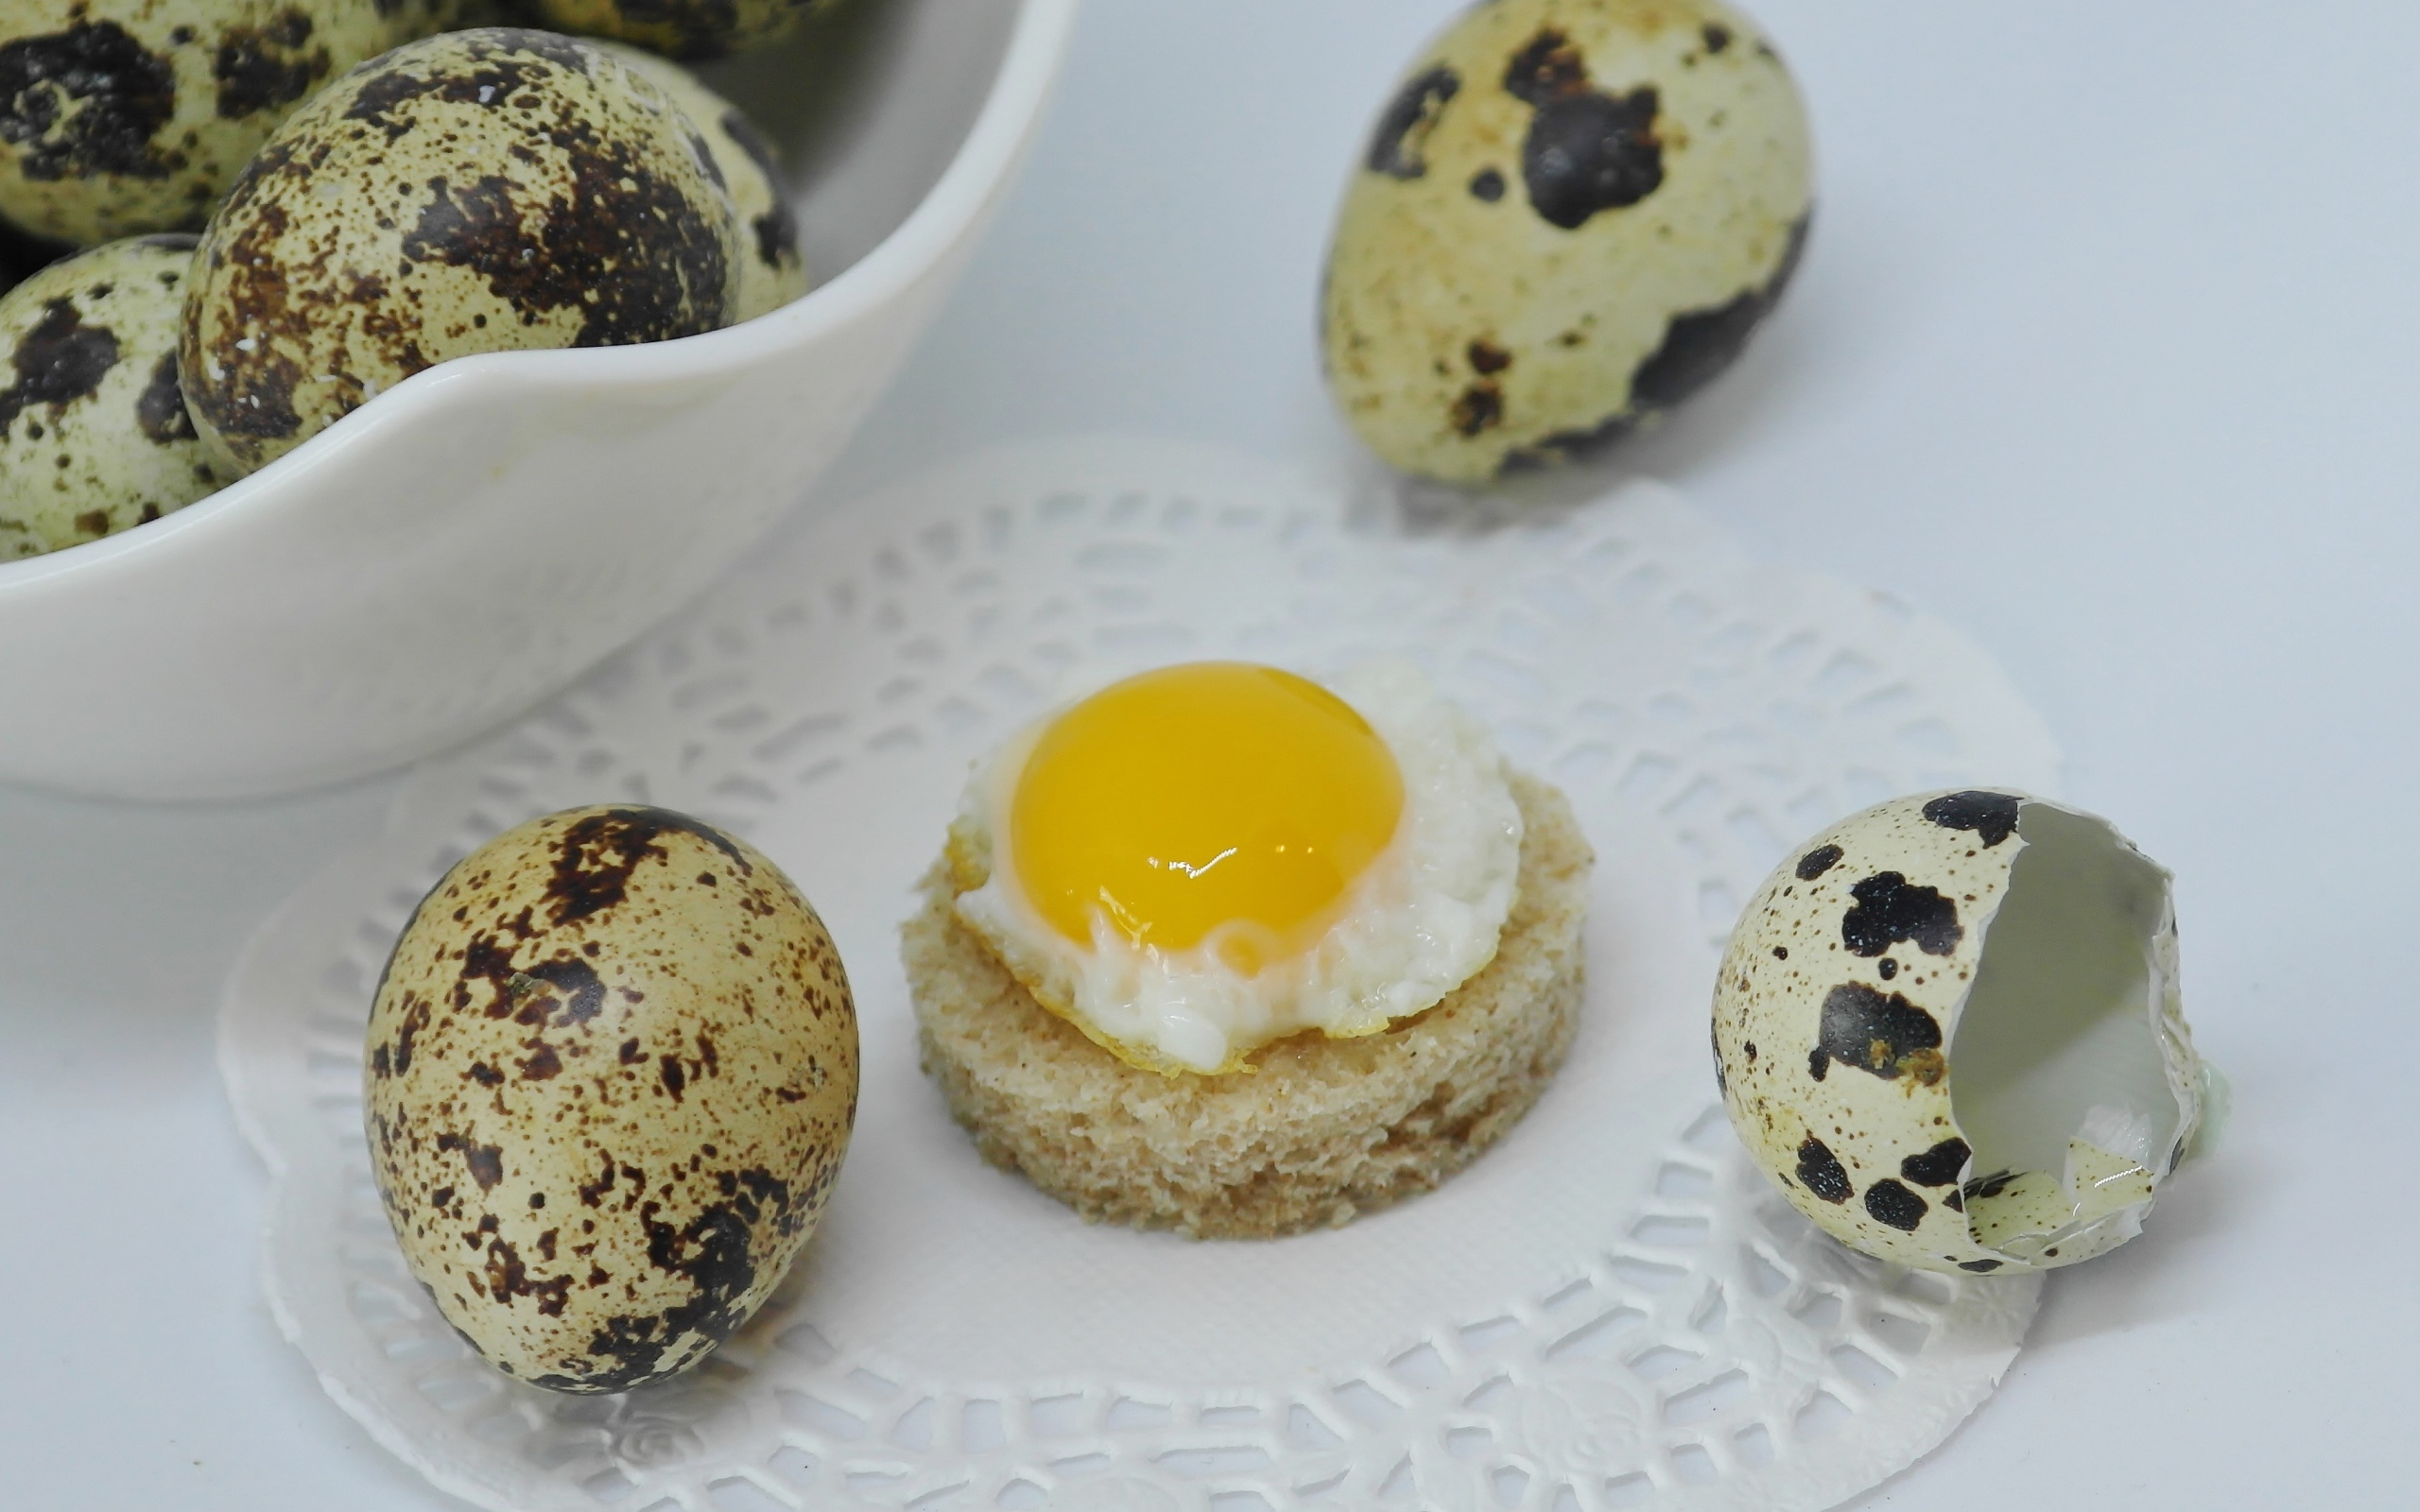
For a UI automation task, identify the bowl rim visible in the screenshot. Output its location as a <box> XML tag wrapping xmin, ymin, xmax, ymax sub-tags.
<box><xmin>0</xmin><ymin>0</ymin><xmax>1081</xmax><ymax>595</ymax></box>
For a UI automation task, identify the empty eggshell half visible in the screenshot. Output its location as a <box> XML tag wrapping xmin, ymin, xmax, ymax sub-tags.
<box><xmin>1713</xmin><ymin>789</ymin><xmax>2207</xmax><ymax>1274</ymax></box>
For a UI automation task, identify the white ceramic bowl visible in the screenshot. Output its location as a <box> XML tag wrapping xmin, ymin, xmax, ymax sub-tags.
<box><xmin>0</xmin><ymin>0</ymin><xmax>1078</xmax><ymax>801</ymax></box>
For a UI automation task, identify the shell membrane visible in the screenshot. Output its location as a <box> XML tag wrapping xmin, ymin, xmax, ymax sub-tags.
<box><xmin>1713</xmin><ymin>789</ymin><xmax>2204</xmax><ymax>1275</ymax></box>
<box><xmin>1322</xmin><ymin>0</ymin><xmax>1814</xmax><ymax>483</ymax></box>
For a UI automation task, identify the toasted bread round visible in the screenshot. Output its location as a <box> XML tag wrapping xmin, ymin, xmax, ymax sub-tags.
<box><xmin>903</xmin><ymin>771</ymin><xmax>1591</xmax><ymax>1238</ymax></box>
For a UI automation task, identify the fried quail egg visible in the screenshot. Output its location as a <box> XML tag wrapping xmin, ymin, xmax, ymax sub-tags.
<box><xmin>948</xmin><ymin>660</ymin><xmax>1525</xmax><ymax>1076</ymax></box>
<box><xmin>1713</xmin><ymin>789</ymin><xmax>2210</xmax><ymax>1275</ymax></box>
<box><xmin>366</xmin><ymin>805</ymin><xmax>858</xmax><ymax>1393</ymax></box>
<box><xmin>594</xmin><ymin>43</ymin><xmax>807</xmax><ymax>319</ymax></box>
<box><xmin>1322</xmin><ymin>0</ymin><xmax>1813</xmax><ymax>482</ymax></box>
<box><xmin>0</xmin><ymin>0</ymin><xmax>451</xmax><ymax>247</ymax></box>
<box><xmin>181</xmin><ymin>26</ymin><xmax>745</xmax><ymax>476</ymax></box>
<box><xmin>527</xmin><ymin>0</ymin><xmax>838</xmax><ymax>60</ymax></box>
<box><xmin>0</xmin><ymin>234</ymin><xmax>218</xmax><ymax>558</ymax></box>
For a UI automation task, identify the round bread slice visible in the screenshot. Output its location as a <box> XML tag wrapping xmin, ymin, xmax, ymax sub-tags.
<box><xmin>902</xmin><ymin>771</ymin><xmax>1592</xmax><ymax>1239</ymax></box>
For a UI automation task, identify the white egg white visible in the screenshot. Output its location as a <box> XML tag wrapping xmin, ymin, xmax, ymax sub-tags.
<box><xmin>952</xmin><ymin>661</ymin><xmax>1524</xmax><ymax>1075</ymax></box>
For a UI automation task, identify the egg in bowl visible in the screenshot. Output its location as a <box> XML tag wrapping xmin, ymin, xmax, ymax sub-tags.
<box><xmin>905</xmin><ymin>659</ymin><xmax>1594</xmax><ymax>1237</ymax></box>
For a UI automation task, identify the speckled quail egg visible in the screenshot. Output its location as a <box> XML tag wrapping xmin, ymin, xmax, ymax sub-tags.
<box><xmin>366</xmin><ymin>804</ymin><xmax>858</xmax><ymax>1393</ymax></box>
<box><xmin>0</xmin><ymin>233</ymin><xmax>219</xmax><ymax>558</ymax></box>
<box><xmin>0</xmin><ymin>0</ymin><xmax>458</xmax><ymax>247</ymax></box>
<box><xmin>1322</xmin><ymin>0</ymin><xmax>1813</xmax><ymax>483</ymax></box>
<box><xmin>1713</xmin><ymin>789</ymin><xmax>2209</xmax><ymax>1275</ymax></box>
<box><xmin>180</xmin><ymin>26</ymin><xmax>745</xmax><ymax>476</ymax></box>
<box><xmin>527</xmin><ymin>0</ymin><xmax>838</xmax><ymax>61</ymax></box>
<box><xmin>594</xmin><ymin>43</ymin><xmax>806</xmax><ymax>319</ymax></box>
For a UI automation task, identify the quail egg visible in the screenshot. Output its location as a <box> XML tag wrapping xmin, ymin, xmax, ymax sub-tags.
<box><xmin>181</xmin><ymin>26</ymin><xmax>746</xmax><ymax>476</ymax></box>
<box><xmin>1713</xmin><ymin>790</ymin><xmax>2210</xmax><ymax>1275</ymax></box>
<box><xmin>0</xmin><ymin>233</ymin><xmax>218</xmax><ymax>558</ymax></box>
<box><xmin>0</xmin><ymin>0</ymin><xmax>453</xmax><ymax>247</ymax></box>
<box><xmin>527</xmin><ymin>0</ymin><xmax>838</xmax><ymax>60</ymax></box>
<box><xmin>594</xmin><ymin>43</ymin><xmax>807</xmax><ymax>319</ymax></box>
<box><xmin>1322</xmin><ymin>0</ymin><xmax>1813</xmax><ymax>482</ymax></box>
<box><xmin>366</xmin><ymin>804</ymin><xmax>859</xmax><ymax>1393</ymax></box>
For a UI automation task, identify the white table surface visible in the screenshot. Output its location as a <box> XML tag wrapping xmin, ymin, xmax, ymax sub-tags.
<box><xmin>4</xmin><ymin>1</ymin><xmax>2413</xmax><ymax>1505</ymax></box>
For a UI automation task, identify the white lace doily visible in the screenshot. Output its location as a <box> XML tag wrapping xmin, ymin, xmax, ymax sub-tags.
<box><xmin>220</xmin><ymin>437</ymin><xmax>2062</xmax><ymax>1512</ymax></box>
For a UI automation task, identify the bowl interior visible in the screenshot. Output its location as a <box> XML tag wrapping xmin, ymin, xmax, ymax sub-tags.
<box><xmin>700</xmin><ymin>0</ymin><xmax>1029</xmax><ymax>286</ymax></box>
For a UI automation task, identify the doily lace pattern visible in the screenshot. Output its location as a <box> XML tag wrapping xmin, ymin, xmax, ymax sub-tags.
<box><xmin>221</xmin><ymin>437</ymin><xmax>2061</xmax><ymax>1512</ymax></box>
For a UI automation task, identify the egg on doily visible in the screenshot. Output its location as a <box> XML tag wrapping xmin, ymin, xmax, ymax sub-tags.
<box><xmin>365</xmin><ymin>805</ymin><xmax>857</xmax><ymax>1392</ymax></box>
<box><xmin>1713</xmin><ymin>789</ymin><xmax>2209</xmax><ymax>1274</ymax></box>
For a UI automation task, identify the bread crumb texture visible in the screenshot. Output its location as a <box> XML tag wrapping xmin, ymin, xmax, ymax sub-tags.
<box><xmin>903</xmin><ymin>771</ymin><xmax>1593</xmax><ymax>1239</ymax></box>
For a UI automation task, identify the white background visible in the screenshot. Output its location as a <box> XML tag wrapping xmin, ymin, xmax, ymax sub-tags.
<box><xmin>3</xmin><ymin>0</ymin><xmax>2414</xmax><ymax>1505</ymax></box>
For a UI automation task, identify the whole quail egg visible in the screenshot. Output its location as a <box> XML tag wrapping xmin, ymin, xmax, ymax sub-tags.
<box><xmin>594</xmin><ymin>43</ymin><xmax>806</xmax><ymax>319</ymax></box>
<box><xmin>366</xmin><ymin>804</ymin><xmax>859</xmax><ymax>1393</ymax></box>
<box><xmin>181</xmin><ymin>26</ymin><xmax>745</xmax><ymax>476</ymax></box>
<box><xmin>0</xmin><ymin>0</ymin><xmax>450</xmax><ymax>247</ymax></box>
<box><xmin>527</xmin><ymin>0</ymin><xmax>838</xmax><ymax>61</ymax></box>
<box><xmin>0</xmin><ymin>233</ymin><xmax>218</xmax><ymax>558</ymax></box>
<box><xmin>1713</xmin><ymin>790</ymin><xmax>2209</xmax><ymax>1275</ymax></box>
<box><xmin>1322</xmin><ymin>0</ymin><xmax>1813</xmax><ymax>483</ymax></box>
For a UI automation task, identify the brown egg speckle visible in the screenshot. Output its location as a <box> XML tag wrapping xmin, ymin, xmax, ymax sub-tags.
<box><xmin>589</xmin><ymin>43</ymin><xmax>807</xmax><ymax>322</ymax></box>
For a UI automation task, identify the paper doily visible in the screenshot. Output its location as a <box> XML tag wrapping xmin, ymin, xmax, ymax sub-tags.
<box><xmin>221</xmin><ymin>437</ymin><xmax>2061</xmax><ymax>1512</ymax></box>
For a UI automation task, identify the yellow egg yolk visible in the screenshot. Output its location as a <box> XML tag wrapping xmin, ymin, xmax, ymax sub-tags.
<box><xmin>1009</xmin><ymin>663</ymin><xmax>1406</xmax><ymax>971</ymax></box>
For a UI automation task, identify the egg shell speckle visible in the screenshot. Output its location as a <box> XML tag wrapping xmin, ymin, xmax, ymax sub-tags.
<box><xmin>365</xmin><ymin>804</ymin><xmax>858</xmax><ymax>1393</ymax></box>
<box><xmin>1322</xmin><ymin>0</ymin><xmax>1813</xmax><ymax>482</ymax></box>
<box><xmin>0</xmin><ymin>0</ymin><xmax>458</xmax><ymax>246</ymax></box>
<box><xmin>1713</xmin><ymin>789</ymin><xmax>2198</xmax><ymax>1275</ymax></box>
<box><xmin>594</xmin><ymin>43</ymin><xmax>807</xmax><ymax>320</ymax></box>
<box><xmin>529</xmin><ymin>0</ymin><xmax>835</xmax><ymax>61</ymax></box>
<box><xmin>180</xmin><ymin>26</ymin><xmax>744</xmax><ymax>476</ymax></box>
<box><xmin>0</xmin><ymin>234</ymin><xmax>219</xmax><ymax>558</ymax></box>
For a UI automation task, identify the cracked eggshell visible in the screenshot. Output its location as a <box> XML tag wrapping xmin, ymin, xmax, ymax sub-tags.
<box><xmin>180</xmin><ymin>26</ymin><xmax>745</xmax><ymax>477</ymax></box>
<box><xmin>594</xmin><ymin>43</ymin><xmax>807</xmax><ymax>320</ymax></box>
<box><xmin>1713</xmin><ymin>789</ymin><xmax>2205</xmax><ymax>1275</ymax></box>
<box><xmin>0</xmin><ymin>0</ymin><xmax>450</xmax><ymax>247</ymax></box>
<box><xmin>0</xmin><ymin>234</ymin><xmax>220</xmax><ymax>558</ymax></box>
<box><xmin>1322</xmin><ymin>0</ymin><xmax>1812</xmax><ymax>483</ymax></box>
<box><xmin>527</xmin><ymin>0</ymin><xmax>838</xmax><ymax>61</ymax></box>
<box><xmin>365</xmin><ymin>805</ymin><xmax>858</xmax><ymax>1393</ymax></box>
